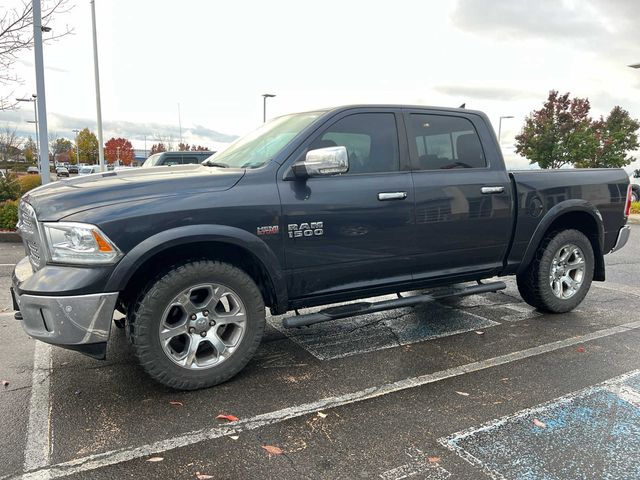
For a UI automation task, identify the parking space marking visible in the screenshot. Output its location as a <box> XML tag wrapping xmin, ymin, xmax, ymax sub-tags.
<box><xmin>19</xmin><ymin>319</ymin><xmax>640</xmax><ymax>480</ymax></box>
<box><xmin>269</xmin><ymin>302</ymin><xmax>499</xmax><ymax>360</ymax></box>
<box><xmin>24</xmin><ymin>342</ymin><xmax>52</xmax><ymax>473</ymax></box>
<box><xmin>498</xmin><ymin>303</ymin><xmax>542</xmax><ymax>322</ymax></box>
<box><xmin>439</xmin><ymin>370</ymin><xmax>640</xmax><ymax>480</ymax></box>
<box><xmin>379</xmin><ymin>447</ymin><xmax>451</xmax><ymax>480</ymax></box>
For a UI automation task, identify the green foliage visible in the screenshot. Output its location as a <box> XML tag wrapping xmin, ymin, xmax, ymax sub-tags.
<box><xmin>631</xmin><ymin>201</ymin><xmax>640</xmax><ymax>215</ymax></box>
<box><xmin>75</xmin><ymin>128</ymin><xmax>99</xmax><ymax>164</ymax></box>
<box><xmin>51</xmin><ymin>137</ymin><xmax>73</xmax><ymax>156</ymax></box>
<box><xmin>0</xmin><ymin>171</ymin><xmax>21</xmax><ymax>201</ymax></box>
<box><xmin>516</xmin><ymin>91</ymin><xmax>640</xmax><ymax>169</ymax></box>
<box><xmin>0</xmin><ymin>200</ymin><xmax>18</xmax><ymax>230</ymax></box>
<box><xmin>19</xmin><ymin>174</ymin><xmax>42</xmax><ymax>195</ymax></box>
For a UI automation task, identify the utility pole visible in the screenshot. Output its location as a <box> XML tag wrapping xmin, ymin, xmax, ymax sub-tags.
<box><xmin>262</xmin><ymin>93</ymin><xmax>276</xmax><ymax>123</ymax></box>
<box><xmin>178</xmin><ymin>103</ymin><xmax>183</xmax><ymax>145</ymax></box>
<box><xmin>32</xmin><ymin>0</ymin><xmax>50</xmax><ymax>184</ymax></box>
<box><xmin>90</xmin><ymin>0</ymin><xmax>105</xmax><ymax>172</ymax></box>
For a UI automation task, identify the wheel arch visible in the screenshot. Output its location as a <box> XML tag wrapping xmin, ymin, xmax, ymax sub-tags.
<box><xmin>106</xmin><ymin>225</ymin><xmax>288</xmax><ymax>314</ymax></box>
<box><xmin>517</xmin><ymin>200</ymin><xmax>605</xmax><ymax>281</ymax></box>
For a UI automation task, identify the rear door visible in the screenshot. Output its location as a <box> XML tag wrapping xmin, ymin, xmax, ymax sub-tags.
<box><xmin>404</xmin><ymin>110</ymin><xmax>513</xmax><ymax>278</ymax></box>
<box><xmin>278</xmin><ymin>109</ymin><xmax>415</xmax><ymax>299</ymax></box>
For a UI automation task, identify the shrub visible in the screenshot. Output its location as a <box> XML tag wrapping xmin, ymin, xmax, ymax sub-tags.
<box><xmin>0</xmin><ymin>171</ymin><xmax>21</xmax><ymax>201</ymax></box>
<box><xmin>19</xmin><ymin>174</ymin><xmax>42</xmax><ymax>196</ymax></box>
<box><xmin>631</xmin><ymin>201</ymin><xmax>640</xmax><ymax>215</ymax></box>
<box><xmin>0</xmin><ymin>200</ymin><xmax>18</xmax><ymax>230</ymax></box>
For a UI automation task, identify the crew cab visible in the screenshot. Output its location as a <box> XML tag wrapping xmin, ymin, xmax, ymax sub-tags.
<box><xmin>12</xmin><ymin>105</ymin><xmax>632</xmax><ymax>390</ymax></box>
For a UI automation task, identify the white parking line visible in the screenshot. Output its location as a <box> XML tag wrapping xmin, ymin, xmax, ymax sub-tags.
<box><xmin>23</xmin><ymin>342</ymin><xmax>52</xmax><ymax>475</ymax></box>
<box><xmin>18</xmin><ymin>319</ymin><xmax>640</xmax><ymax>480</ymax></box>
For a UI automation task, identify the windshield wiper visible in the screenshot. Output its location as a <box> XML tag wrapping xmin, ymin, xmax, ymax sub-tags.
<box><xmin>202</xmin><ymin>160</ymin><xmax>229</xmax><ymax>168</ymax></box>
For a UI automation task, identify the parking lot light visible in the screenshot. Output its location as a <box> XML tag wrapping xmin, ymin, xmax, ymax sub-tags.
<box><xmin>262</xmin><ymin>93</ymin><xmax>276</xmax><ymax>123</ymax></box>
<box><xmin>629</xmin><ymin>63</ymin><xmax>640</xmax><ymax>69</ymax></box>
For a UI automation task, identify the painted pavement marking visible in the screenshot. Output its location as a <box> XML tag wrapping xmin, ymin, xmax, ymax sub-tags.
<box><xmin>18</xmin><ymin>319</ymin><xmax>640</xmax><ymax>480</ymax></box>
<box><xmin>440</xmin><ymin>370</ymin><xmax>640</xmax><ymax>480</ymax></box>
<box><xmin>269</xmin><ymin>300</ymin><xmax>499</xmax><ymax>360</ymax></box>
<box><xmin>379</xmin><ymin>447</ymin><xmax>451</xmax><ymax>480</ymax></box>
<box><xmin>23</xmin><ymin>341</ymin><xmax>52</xmax><ymax>475</ymax></box>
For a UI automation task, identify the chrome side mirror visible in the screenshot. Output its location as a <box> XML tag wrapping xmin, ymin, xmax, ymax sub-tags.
<box><xmin>292</xmin><ymin>146</ymin><xmax>349</xmax><ymax>178</ymax></box>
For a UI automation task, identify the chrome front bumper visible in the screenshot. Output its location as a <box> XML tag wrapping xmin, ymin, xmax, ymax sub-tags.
<box><xmin>12</xmin><ymin>256</ymin><xmax>118</xmax><ymax>358</ymax></box>
<box><xmin>610</xmin><ymin>225</ymin><xmax>631</xmax><ymax>253</ymax></box>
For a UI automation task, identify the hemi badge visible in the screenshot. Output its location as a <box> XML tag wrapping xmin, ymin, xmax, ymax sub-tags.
<box><xmin>257</xmin><ymin>225</ymin><xmax>279</xmax><ymax>236</ymax></box>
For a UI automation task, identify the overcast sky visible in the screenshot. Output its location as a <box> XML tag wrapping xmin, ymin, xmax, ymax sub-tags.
<box><xmin>1</xmin><ymin>0</ymin><xmax>639</xmax><ymax>169</ymax></box>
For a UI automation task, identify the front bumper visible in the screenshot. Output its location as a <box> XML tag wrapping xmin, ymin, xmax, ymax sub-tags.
<box><xmin>609</xmin><ymin>225</ymin><xmax>631</xmax><ymax>253</ymax></box>
<box><xmin>12</xmin><ymin>256</ymin><xmax>118</xmax><ymax>359</ymax></box>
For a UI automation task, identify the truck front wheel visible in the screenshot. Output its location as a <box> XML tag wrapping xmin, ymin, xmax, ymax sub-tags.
<box><xmin>516</xmin><ymin>229</ymin><xmax>594</xmax><ymax>313</ymax></box>
<box><xmin>129</xmin><ymin>260</ymin><xmax>265</xmax><ymax>390</ymax></box>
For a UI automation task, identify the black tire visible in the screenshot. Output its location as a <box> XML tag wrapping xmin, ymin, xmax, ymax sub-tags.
<box><xmin>632</xmin><ymin>187</ymin><xmax>640</xmax><ymax>203</ymax></box>
<box><xmin>129</xmin><ymin>260</ymin><xmax>265</xmax><ymax>390</ymax></box>
<box><xmin>516</xmin><ymin>229</ymin><xmax>594</xmax><ymax>313</ymax></box>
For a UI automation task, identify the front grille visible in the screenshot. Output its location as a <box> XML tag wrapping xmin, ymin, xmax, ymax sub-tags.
<box><xmin>17</xmin><ymin>201</ymin><xmax>43</xmax><ymax>271</ymax></box>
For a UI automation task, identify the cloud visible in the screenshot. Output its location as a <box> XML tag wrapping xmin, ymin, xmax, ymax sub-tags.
<box><xmin>433</xmin><ymin>85</ymin><xmax>536</xmax><ymax>101</ymax></box>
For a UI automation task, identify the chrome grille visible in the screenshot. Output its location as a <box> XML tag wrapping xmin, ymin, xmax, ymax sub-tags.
<box><xmin>17</xmin><ymin>201</ymin><xmax>43</xmax><ymax>271</ymax></box>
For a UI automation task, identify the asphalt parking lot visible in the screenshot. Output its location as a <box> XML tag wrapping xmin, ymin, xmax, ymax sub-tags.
<box><xmin>1</xmin><ymin>227</ymin><xmax>639</xmax><ymax>480</ymax></box>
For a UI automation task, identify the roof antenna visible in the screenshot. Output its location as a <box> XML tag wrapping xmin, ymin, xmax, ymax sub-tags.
<box><xmin>459</xmin><ymin>103</ymin><xmax>466</xmax><ymax>109</ymax></box>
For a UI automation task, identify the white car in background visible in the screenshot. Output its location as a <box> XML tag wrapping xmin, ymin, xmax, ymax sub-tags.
<box><xmin>78</xmin><ymin>165</ymin><xmax>101</xmax><ymax>175</ymax></box>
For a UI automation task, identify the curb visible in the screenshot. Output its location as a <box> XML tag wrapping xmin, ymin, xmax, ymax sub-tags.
<box><xmin>0</xmin><ymin>231</ymin><xmax>21</xmax><ymax>243</ymax></box>
<box><xmin>629</xmin><ymin>214</ymin><xmax>640</xmax><ymax>225</ymax></box>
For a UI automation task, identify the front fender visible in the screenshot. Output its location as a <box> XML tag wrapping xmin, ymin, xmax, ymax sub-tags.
<box><xmin>104</xmin><ymin>224</ymin><xmax>287</xmax><ymax>310</ymax></box>
<box><xmin>516</xmin><ymin>200</ymin><xmax>604</xmax><ymax>276</ymax></box>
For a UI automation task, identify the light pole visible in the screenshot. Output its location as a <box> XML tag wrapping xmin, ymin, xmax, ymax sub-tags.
<box><xmin>19</xmin><ymin>96</ymin><xmax>39</xmax><ymax>165</ymax></box>
<box><xmin>90</xmin><ymin>0</ymin><xmax>105</xmax><ymax>172</ymax></box>
<box><xmin>262</xmin><ymin>93</ymin><xmax>276</xmax><ymax>123</ymax></box>
<box><xmin>629</xmin><ymin>63</ymin><xmax>640</xmax><ymax>69</ymax></box>
<box><xmin>73</xmin><ymin>129</ymin><xmax>80</xmax><ymax>164</ymax></box>
<box><xmin>32</xmin><ymin>0</ymin><xmax>51</xmax><ymax>184</ymax></box>
<box><xmin>498</xmin><ymin>115</ymin><xmax>514</xmax><ymax>143</ymax></box>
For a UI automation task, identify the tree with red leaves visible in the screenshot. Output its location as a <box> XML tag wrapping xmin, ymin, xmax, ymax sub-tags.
<box><xmin>104</xmin><ymin>137</ymin><xmax>135</xmax><ymax>166</ymax></box>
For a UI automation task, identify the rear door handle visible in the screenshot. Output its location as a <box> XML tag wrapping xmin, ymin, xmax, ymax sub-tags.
<box><xmin>481</xmin><ymin>186</ymin><xmax>505</xmax><ymax>194</ymax></box>
<box><xmin>378</xmin><ymin>192</ymin><xmax>407</xmax><ymax>201</ymax></box>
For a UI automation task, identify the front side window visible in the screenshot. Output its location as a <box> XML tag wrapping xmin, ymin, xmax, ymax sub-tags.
<box><xmin>310</xmin><ymin>113</ymin><xmax>400</xmax><ymax>174</ymax></box>
<box><xmin>410</xmin><ymin>114</ymin><xmax>486</xmax><ymax>170</ymax></box>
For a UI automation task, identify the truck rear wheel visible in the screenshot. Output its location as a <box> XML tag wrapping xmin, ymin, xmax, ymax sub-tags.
<box><xmin>516</xmin><ymin>229</ymin><xmax>594</xmax><ymax>313</ymax></box>
<box><xmin>129</xmin><ymin>260</ymin><xmax>265</xmax><ymax>390</ymax></box>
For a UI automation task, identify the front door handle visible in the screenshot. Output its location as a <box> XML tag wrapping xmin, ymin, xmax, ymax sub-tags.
<box><xmin>378</xmin><ymin>192</ymin><xmax>407</xmax><ymax>201</ymax></box>
<box><xmin>481</xmin><ymin>186</ymin><xmax>505</xmax><ymax>194</ymax></box>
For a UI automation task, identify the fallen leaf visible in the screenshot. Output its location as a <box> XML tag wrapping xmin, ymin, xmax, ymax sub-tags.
<box><xmin>74</xmin><ymin>389</ymin><xmax>81</xmax><ymax>395</ymax></box>
<box><xmin>317</xmin><ymin>411</ymin><xmax>327</xmax><ymax>418</ymax></box>
<box><xmin>262</xmin><ymin>445</ymin><xmax>284</xmax><ymax>455</ymax></box>
<box><xmin>576</xmin><ymin>346</ymin><xmax>585</xmax><ymax>353</ymax></box>
<box><xmin>533</xmin><ymin>419</ymin><xmax>546</xmax><ymax>428</ymax></box>
<box><xmin>169</xmin><ymin>400</ymin><xmax>184</xmax><ymax>407</ymax></box>
<box><xmin>216</xmin><ymin>414</ymin><xmax>239</xmax><ymax>422</ymax></box>
<box><xmin>229</xmin><ymin>435</ymin><xmax>239</xmax><ymax>440</ymax></box>
<box><xmin>455</xmin><ymin>391</ymin><xmax>469</xmax><ymax>396</ymax></box>
<box><xmin>475</xmin><ymin>330</ymin><xmax>485</xmax><ymax>335</ymax></box>
<box><xmin>195</xmin><ymin>473</ymin><xmax>214</xmax><ymax>480</ymax></box>
<box><xmin>428</xmin><ymin>456</ymin><xmax>441</xmax><ymax>464</ymax></box>
<box><xmin>2</xmin><ymin>380</ymin><xmax>9</xmax><ymax>387</ymax></box>
<box><xmin>146</xmin><ymin>456</ymin><xmax>164</xmax><ymax>462</ymax></box>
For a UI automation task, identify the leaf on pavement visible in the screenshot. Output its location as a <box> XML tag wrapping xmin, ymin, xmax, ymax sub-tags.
<box><xmin>475</xmin><ymin>330</ymin><xmax>485</xmax><ymax>335</ymax></box>
<box><xmin>216</xmin><ymin>414</ymin><xmax>239</xmax><ymax>422</ymax></box>
<box><xmin>146</xmin><ymin>456</ymin><xmax>164</xmax><ymax>462</ymax></box>
<box><xmin>2</xmin><ymin>380</ymin><xmax>9</xmax><ymax>387</ymax></box>
<box><xmin>229</xmin><ymin>435</ymin><xmax>240</xmax><ymax>440</ymax></box>
<box><xmin>169</xmin><ymin>400</ymin><xmax>184</xmax><ymax>407</ymax></box>
<box><xmin>455</xmin><ymin>391</ymin><xmax>469</xmax><ymax>396</ymax></box>
<box><xmin>195</xmin><ymin>473</ymin><xmax>214</xmax><ymax>479</ymax></box>
<box><xmin>576</xmin><ymin>346</ymin><xmax>585</xmax><ymax>353</ymax></box>
<box><xmin>262</xmin><ymin>445</ymin><xmax>284</xmax><ymax>455</ymax></box>
<box><xmin>428</xmin><ymin>456</ymin><xmax>441</xmax><ymax>463</ymax></box>
<box><xmin>317</xmin><ymin>411</ymin><xmax>328</xmax><ymax>418</ymax></box>
<box><xmin>533</xmin><ymin>418</ymin><xmax>546</xmax><ymax>428</ymax></box>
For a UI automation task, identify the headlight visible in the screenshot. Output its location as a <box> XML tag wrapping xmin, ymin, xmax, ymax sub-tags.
<box><xmin>42</xmin><ymin>222</ymin><xmax>122</xmax><ymax>264</ymax></box>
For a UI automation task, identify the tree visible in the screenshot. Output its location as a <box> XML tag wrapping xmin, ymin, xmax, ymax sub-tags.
<box><xmin>0</xmin><ymin>126</ymin><xmax>22</xmax><ymax>161</ymax></box>
<box><xmin>74</xmin><ymin>128</ymin><xmax>99</xmax><ymax>164</ymax></box>
<box><xmin>191</xmin><ymin>145</ymin><xmax>210</xmax><ymax>151</ymax></box>
<box><xmin>50</xmin><ymin>137</ymin><xmax>72</xmax><ymax>162</ymax></box>
<box><xmin>1</xmin><ymin>0</ymin><xmax>72</xmax><ymax>110</ymax></box>
<box><xmin>177</xmin><ymin>142</ymin><xmax>190</xmax><ymax>151</ymax></box>
<box><xmin>150</xmin><ymin>143</ymin><xmax>166</xmax><ymax>155</ymax></box>
<box><xmin>23</xmin><ymin>135</ymin><xmax>36</xmax><ymax>163</ymax></box>
<box><xmin>104</xmin><ymin>137</ymin><xmax>135</xmax><ymax>165</ymax></box>
<box><xmin>574</xmin><ymin>106</ymin><xmax>639</xmax><ymax>168</ymax></box>
<box><xmin>515</xmin><ymin>91</ymin><xmax>595</xmax><ymax>169</ymax></box>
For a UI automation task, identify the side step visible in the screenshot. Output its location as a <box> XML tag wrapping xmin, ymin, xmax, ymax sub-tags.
<box><xmin>282</xmin><ymin>281</ymin><xmax>506</xmax><ymax>329</ymax></box>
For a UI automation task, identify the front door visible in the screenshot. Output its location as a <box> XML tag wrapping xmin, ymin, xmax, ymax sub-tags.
<box><xmin>404</xmin><ymin>110</ymin><xmax>513</xmax><ymax>279</ymax></box>
<box><xmin>278</xmin><ymin>110</ymin><xmax>415</xmax><ymax>299</ymax></box>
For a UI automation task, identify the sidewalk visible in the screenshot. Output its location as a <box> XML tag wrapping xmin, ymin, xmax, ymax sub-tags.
<box><xmin>629</xmin><ymin>214</ymin><xmax>640</xmax><ymax>225</ymax></box>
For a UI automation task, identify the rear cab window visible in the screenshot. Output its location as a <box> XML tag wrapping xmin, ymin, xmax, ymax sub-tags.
<box><xmin>409</xmin><ymin>114</ymin><xmax>487</xmax><ymax>170</ymax></box>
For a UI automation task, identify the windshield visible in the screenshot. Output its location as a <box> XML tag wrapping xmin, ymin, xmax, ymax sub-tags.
<box><xmin>204</xmin><ymin>111</ymin><xmax>322</xmax><ymax>169</ymax></box>
<box><xmin>142</xmin><ymin>154</ymin><xmax>161</xmax><ymax>168</ymax></box>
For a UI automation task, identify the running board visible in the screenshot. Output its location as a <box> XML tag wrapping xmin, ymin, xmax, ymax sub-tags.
<box><xmin>282</xmin><ymin>281</ymin><xmax>506</xmax><ymax>329</ymax></box>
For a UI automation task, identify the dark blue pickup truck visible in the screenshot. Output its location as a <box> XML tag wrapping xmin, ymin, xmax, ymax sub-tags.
<box><xmin>12</xmin><ymin>105</ymin><xmax>632</xmax><ymax>389</ymax></box>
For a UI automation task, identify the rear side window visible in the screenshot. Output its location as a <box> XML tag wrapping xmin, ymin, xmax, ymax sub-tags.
<box><xmin>410</xmin><ymin>114</ymin><xmax>486</xmax><ymax>170</ymax></box>
<box><xmin>310</xmin><ymin>113</ymin><xmax>400</xmax><ymax>174</ymax></box>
